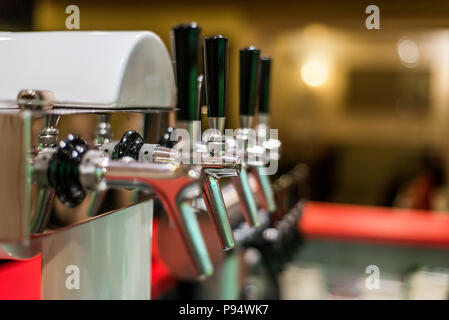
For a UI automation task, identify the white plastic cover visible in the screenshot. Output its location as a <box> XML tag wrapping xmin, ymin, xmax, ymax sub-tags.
<box><xmin>0</xmin><ymin>31</ymin><xmax>176</xmax><ymax>109</ymax></box>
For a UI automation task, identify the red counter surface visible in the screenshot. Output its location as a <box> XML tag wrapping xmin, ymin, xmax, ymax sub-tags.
<box><xmin>0</xmin><ymin>255</ymin><xmax>41</xmax><ymax>300</ymax></box>
<box><xmin>299</xmin><ymin>202</ymin><xmax>449</xmax><ymax>249</ymax></box>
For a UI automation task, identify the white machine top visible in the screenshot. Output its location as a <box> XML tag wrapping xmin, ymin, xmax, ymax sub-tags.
<box><xmin>0</xmin><ymin>31</ymin><xmax>176</xmax><ymax>109</ymax></box>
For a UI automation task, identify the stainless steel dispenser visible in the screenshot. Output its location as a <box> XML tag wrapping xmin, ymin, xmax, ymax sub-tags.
<box><xmin>0</xmin><ymin>31</ymin><xmax>210</xmax><ymax>299</ymax></box>
<box><xmin>252</xmin><ymin>57</ymin><xmax>279</xmax><ymax>214</ymax></box>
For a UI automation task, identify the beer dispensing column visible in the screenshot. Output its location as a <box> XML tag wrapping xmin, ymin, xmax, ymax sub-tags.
<box><xmin>171</xmin><ymin>25</ymin><xmax>261</xmax><ymax>250</ymax></box>
<box><xmin>172</xmin><ymin>25</ymin><xmax>238</xmax><ymax>251</ymax></box>
<box><xmin>252</xmin><ymin>56</ymin><xmax>278</xmax><ymax>214</ymax></box>
<box><xmin>229</xmin><ymin>47</ymin><xmax>261</xmax><ymax>227</ymax></box>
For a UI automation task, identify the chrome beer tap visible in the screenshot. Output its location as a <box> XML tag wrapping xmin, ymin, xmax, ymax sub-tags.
<box><xmin>227</xmin><ymin>47</ymin><xmax>262</xmax><ymax>227</ymax></box>
<box><xmin>252</xmin><ymin>57</ymin><xmax>278</xmax><ymax>214</ymax></box>
<box><xmin>33</xmin><ymin>134</ymin><xmax>213</xmax><ymax>277</ymax></box>
<box><xmin>171</xmin><ymin>24</ymin><xmax>239</xmax><ymax>250</ymax></box>
<box><xmin>200</xmin><ymin>34</ymin><xmax>243</xmax><ymax>249</ymax></box>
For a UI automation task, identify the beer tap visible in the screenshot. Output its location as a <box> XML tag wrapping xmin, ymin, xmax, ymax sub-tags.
<box><xmin>252</xmin><ymin>57</ymin><xmax>278</xmax><ymax>214</ymax></box>
<box><xmin>228</xmin><ymin>47</ymin><xmax>261</xmax><ymax>227</ymax></box>
<box><xmin>171</xmin><ymin>25</ymin><xmax>238</xmax><ymax>250</ymax></box>
<box><xmin>33</xmin><ymin>134</ymin><xmax>213</xmax><ymax>277</ymax></box>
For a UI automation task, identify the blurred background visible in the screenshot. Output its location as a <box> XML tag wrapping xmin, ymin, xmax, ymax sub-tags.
<box><xmin>3</xmin><ymin>0</ymin><xmax>449</xmax><ymax>300</ymax></box>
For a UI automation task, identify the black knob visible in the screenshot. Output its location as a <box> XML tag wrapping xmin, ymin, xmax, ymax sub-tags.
<box><xmin>239</xmin><ymin>46</ymin><xmax>260</xmax><ymax>116</ymax></box>
<box><xmin>112</xmin><ymin>130</ymin><xmax>144</xmax><ymax>160</ymax></box>
<box><xmin>48</xmin><ymin>134</ymin><xmax>88</xmax><ymax>207</ymax></box>
<box><xmin>171</xmin><ymin>23</ymin><xmax>201</xmax><ymax>121</ymax></box>
<box><xmin>258</xmin><ymin>57</ymin><xmax>271</xmax><ymax>114</ymax></box>
<box><xmin>204</xmin><ymin>35</ymin><xmax>228</xmax><ymax>118</ymax></box>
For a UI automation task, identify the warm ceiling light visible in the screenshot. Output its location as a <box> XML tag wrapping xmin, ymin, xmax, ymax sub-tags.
<box><xmin>397</xmin><ymin>38</ymin><xmax>419</xmax><ymax>67</ymax></box>
<box><xmin>301</xmin><ymin>60</ymin><xmax>328</xmax><ymax>87</ymax></box>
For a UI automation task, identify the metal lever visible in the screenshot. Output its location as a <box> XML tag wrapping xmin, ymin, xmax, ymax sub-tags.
<box><xmin>228</xmin><ymin>46</ymin><xmax>262</xmax><ymax>227</ymax></box>
<box><xmin>252</xmin><ymin>57</ymin><xmax>277</xmax><ymax>213</ymax></box>
<box><xmin>201</xmin><ymin>34</ymin><xmax>239</xmax><ymax>249</ymax></box>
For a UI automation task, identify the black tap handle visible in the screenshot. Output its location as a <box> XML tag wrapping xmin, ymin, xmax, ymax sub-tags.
<box><xmin>171</xmin><ymin>23</ymin><xmax>201</xmax><ymax>121</ymax></box>
<box><xmin>204</xmin><ymin>35</ymin><xmax>228</xmax><ymax>118</ymax></box>
<box><xmin>239</xmin><ymin>46</ymin><xmax>260</xmax><ymax>116</ymax></box>
<box><xmin>258</xmin><ymin>57</ymin><xmax>271</xmax><ymax>114</ymax></box>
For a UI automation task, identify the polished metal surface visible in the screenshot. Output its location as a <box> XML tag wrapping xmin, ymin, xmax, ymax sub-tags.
<box><xmin>17</xmin><ymin>89</ymin><xmax>55</xmax><ymax>111</ymax></box>
<box><xmin>99</xmin><ymin>141</ymin><xmax>117</xmax><ymax>157</ymax></box>
<box><xmin>33</xmin><ymin>148</ymin><xmax>56</xmax><ymax>189</ymax></box>
<box><xmin>31</xmin><ymin>189</ymin><xmax>55</xmax><ymax>234</ymax></box>
<box><xmin>39</xmin><ymin>113</ymin><xmax>60</xmax><ymax>148</ymax></box>
<box><xmin>88</xmin><ymin>116</ymin><xmax>112</xmax><ymax>217</ymax></box>
<box><xmin>197</xmin><ymin>142</ymin><xmax>239</xmax><ymax>249</ymax></box>
<box><xmin>40</xmin><ymin>200</ymin><xmax>153</xmax><ymax>300</ymax></box>
<box><xmin>0</xmin><ymin>106</ymin><xmax>177</xmax><ymax>116</ymax></box>
<box><xmin>231</xmin><ymin>167</ymin><xmax>260</xmax><ymax>227</ymax></box>
<box><xmin>145</xmin><ymin>145</ymin><xmax>180</xmax><ymax>163</ymax></box>
<box><xmin>239</xmin><ymin>115</ymin><xmax>254</xmax><ymax>129</ymax></box>
<box><xmin>0</xmin><ymin>111</ymin><xmax>32</xmax><ymax>243</ymax></box>
<box><xmin>202</xmin><ymin>175</ymin><xmax>235</xmax><ymax>250</ymax></box>
<box><xmin>78</xmin><ymin>150</ymin><xmax>110</xmax><ymax>193</ymax></box>
<box><xmin>86</xmin><ymin>191</ymin><xmax>107</xmax><ymax>217</ymax></box>
<box><xmin>252</xmin><ymin>120</ymin><xmax>279</xmax><ymax>213</ymax></box>
<box><xmin>252</xmin><ymin>166</ymin><xmax>277</xmax><ymax>213</ymax></box>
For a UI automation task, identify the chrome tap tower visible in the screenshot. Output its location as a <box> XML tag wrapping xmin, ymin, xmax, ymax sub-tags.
<box><xmin>0</xmin><ymin>27</ymin><xmax>290</xmax><ymax>300</ymax></box>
